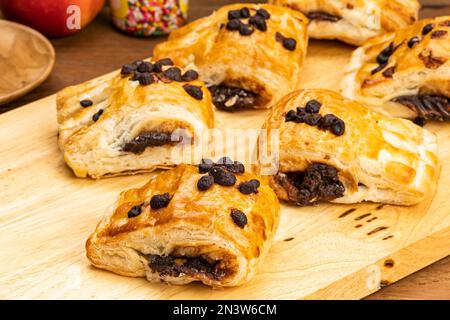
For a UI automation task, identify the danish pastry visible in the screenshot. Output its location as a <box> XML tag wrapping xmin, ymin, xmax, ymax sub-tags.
<box><xmin>153</xmin><ymin>4</ymin><xmax>308</xmax><ymax>111</ymax></box>
<box><xmin>86</xmin><ymin>161</ymin><xmax>280</xmax><ymax>287</ymax></box>
<box><xmin>56</xmin><ymin>59</ymin><xmax>214</xmax><ymax>178</ymax></box>
<box><xmin>259</xmin><ymin>89</ymin><xmax>438</xmax><ymax>206</ymax></box>
<box><xmin>341</xmin><ymin>16</ymin><xmax>450</xmax><ymax>122</ymax></box>
<box><xmin>269</xmin><ymin>0</ymin><xmax>419</xmax><ymax>46</ymax></box>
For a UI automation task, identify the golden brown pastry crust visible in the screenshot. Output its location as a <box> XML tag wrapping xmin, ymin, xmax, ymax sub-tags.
<box><xmin>153</xmin><ymin>4</ymin><xmax>308</xmax><ymax>110</ymax></box>
<box><xmin>259</xmin><ymin>89</ymin><xmax>438</xmax><ymax>206</ymax></box>
<box><xmin>270</xmin><ymin>0</ymin><xmax>419</xmax><ymax>46</ymax></box>
<box><xmin>341</xmin><ymin>16</ymin><xmax>450</xmax><ymax>120</ymax></box>
<box><xmin>86</xmin><ymin>164</ymin><xmax>280</xmax><ymax>287</ymax></box>
<box><xmin>57</xmin><ymin>60</ymin><xmax>214</xmax><ymax>178</ymax></box>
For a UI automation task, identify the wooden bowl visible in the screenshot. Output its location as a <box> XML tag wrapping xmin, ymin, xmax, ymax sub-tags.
<box><xmin>0</xmin><ymin>20</ymin><xmax>55</xmax><ymax>105</ymax></box>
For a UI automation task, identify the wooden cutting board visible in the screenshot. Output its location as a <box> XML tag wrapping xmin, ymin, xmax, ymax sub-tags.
<box><xmin>0</xmin><ymin>40</ymin><xmax>449</xmax><ymax>300</ymax></box>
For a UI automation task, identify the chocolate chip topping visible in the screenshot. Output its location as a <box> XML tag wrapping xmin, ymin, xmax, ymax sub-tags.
<box><xmin>230</xmin><ymin>209</ymin><xmax>247</xmax><ymax>228</ymax></box>
<box><xmin>275</xmin><ymin>32</ymin><xmax>296</xmax><ymax>51</ymax></box>
<box><xmin>198</xmin><ymin>158</ymin><xmax>245</xmax><ymax>175</ymax></box>
<box><xmin>372</xmin><ymin>42</ymin><xmax>402</xmax><ymax>74</ymax></box>
<box><xmin>137</xmin><ymin>61</ymin><xmax>153</xmax><ymax>73</ymax></box>
<box><xmin>199</xmin><ymin>158</ymin><xmax>214</xmax><ymax>173</ymax></box>
<box><xmin>307</xmin><ymin>11</ymin><xmax>341</xmax><ymax>22</ymax></box>
<box><xmin>128</xmin><ymin>205</ymin><xmax>142</xmax><ymax>218</ymax></box>
<box><xmin>285</xmin><ymin>100</ymin><xmax>345</xmax><ymax>136</ymax></box>
<box><xmin>431</xmin><ymin>30</ymin><xmax>448</xmax><ymax>39</ymax></box>
<box><xmin>275</xmin><ymin>163</ymin><xmax>345</xmax><ymax>206</ymax></box>
<box><xmin>209</xmin><ymin>167</ymin><xmax>237</xmax><ymax>186</ymax></box>
<box><xmin>208</xmin><ymin>84</ymin><xmax>257</xmax><ymax>111</ymax></box>
<box><xmin>249</xmin><ymin>15</ymin><xmax>267</xmax><ymax>31</ymax></box>
<box><xmin>92</xmin><ymin>109</ymin><xmax>104</xmax><ymax>122</ymax></box>
<box><xmin>256</xmin><ymin>8</ymin><xmax>270</xmax><ymax>19</ymax></box>
<box><xmin>239</xmin><ymin>23</ymin><xmax>255</xmax><ymax>36</ymax></box>
<box><xmin>162</xmin><ymin>67</ymin><xmax>183</xmax><ymax>82</ymax></box>
<box><xmin>121</xmin><ymin>63</ymin><xmax>135</xmax><ymax>75</ymax></box>
<box><xmin>392</xmin><ymin>94</ymin><xmax>450</xmax><ymax>121</ymax></box>
<box><xmin>150</xmin><ymin>193</ymin><xmax>171</xmax><ymax>209</ymax></box>
<box><xmin>407</xmin><ymin>36</ymin><xmax>421</xmax><ymax>48</ymax></box>
<box><xmin>239</xmin><ymin>7</ymin><xmax>250</xmax><ymax>18</ymax></box>
<box><xmin>225</xmin><ymin>7</ymin><xmax>269</xmax><ymax>36</ymax></box>
<box><xmin>183</xmin><ymin>84</ymin><xmax>203</xmax><ymax>100</ymax></box>
<box><xmin>182</xmin><ymin>70</ymin><xmax>199</xmax><ymax>82</ymax></box>
<box><xmin>382</xmin><ymin>66</ymin><xmax>396</xmax><ymax>78</ymax></box>
<box><xmin>197</xmin><ymin>175</ymin><xmax>214</xmax><ymax>191</ymax></box>
<box><xmin>418</xmin><ymin>49</ymin><xmax>447</xmax><ymax>69</ymax></box>
<box><xmin>422</xmin><ymin>23</ymin><xmax>434</xmax><ymax>35</ymax></box>
<box><xmin>238</xmin><ymin>179</ymin><xmax>260</xmax><ymax>195</ymax></box>
<box><xmin>80</xmin><ymin>99</ymin><xmax>93</xmax><ymax>107</ymax></box>
<box><xmin>122</xmin><ymin>131</ymin><xmax>181</xmax><ymax>153</ymax></box>
<box><xmin>137</xmin><ymin>72</ymin><xmax>154</xmax><ymax>85</ymax></box>
<box><xmin>153</xmin><ymin>58</ymin><xmax>174</xmax><ymax>73</ymax></box>
<box><xmin>228</xmin><ymin>9</ymin><xmax>241</xmax><ymax>20</ymax></box>
<box><xmin>226</xmin><ymin>19</ymin><xmax>241</xmax><ymax>31</ymax></box>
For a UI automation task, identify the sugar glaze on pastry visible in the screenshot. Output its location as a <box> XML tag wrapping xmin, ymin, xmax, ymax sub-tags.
<box><xmin>270</xmin><ymin>0</ymin><xmax>419</xmax><ymax>46</ymax></box>
<box><xmin>86</xmin><ymin>161</ymin><xmax>280</xmax><ymax>287</ymax></box>
<box><xmin>56</xmin><ymin>59</ymin><xmax>214</xmax><ymax>178</ymax></box>
<box><xmin>259</xmin><ymin>89</ymin><xmax>438</xmax><ymax>206</ymax></box>
<box><xmin>341</xmin><ymin>16</ymin><xmax>450</xmax><ymax>122</ymax></box>
<box><xmin>153</xmin><ymin>4</ymin><xmax>308</xmax><ymax>111</ymax></box>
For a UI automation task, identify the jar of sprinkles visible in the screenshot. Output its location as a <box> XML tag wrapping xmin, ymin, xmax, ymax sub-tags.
<box><xmin>110</xmin><ymin>0</ymin><xmax>188</xmax><ymax>36</ymax></box>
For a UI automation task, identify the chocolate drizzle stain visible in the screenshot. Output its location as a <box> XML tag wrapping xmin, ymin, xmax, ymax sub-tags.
<box><xmin>367</xmin><ymin>217</ymin><xmax>378</xmax><ymax>223</ymax></box>
<box><xmin>355</xmin><ymin>213</ymin><xmax>372</xmax><ymax>221</ymax></box>
<box><xmin>375</xmin><ymin>204</ymin><xmax>386</xmax><ymax>210</ymax></box>
<box><xmin>384</xmin><ymin>259</ymin><xmax>395</xmax><ymax>268</ymax></box>
<box><xmin>355</xmin><ymin>224</ymin><xmax>362</xmax><ymax>229</ymax></box>
<box><xmin>339</xmin><ymin>208</ymin><xmax>356</xmax><ymax>218</ymax></box>
<box><xmin>283</xmin><ymin>237</ymin><xmax>295</xmax><ymax>242</ymax></box>
<box><xmin>382</xmin><ymin>235</ymin><xmax>394</xmax><ymax>240</ymax></box>
<box><xmin>367</xmin><ymin>226</ymin><xmax>388</xmax><ymax>236</ymax></box>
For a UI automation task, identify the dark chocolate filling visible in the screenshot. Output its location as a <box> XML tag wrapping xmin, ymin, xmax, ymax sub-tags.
<box><xmin>208</xmin><ymin>84</ymin><xmax>258</xmax><ymax>112</ymax></box>
<box><xmin>274</xmin><ymin>163</ymin><xmax>345</xmax><ymax>206</ymax></box>
<box><xmin>307</xmin><ymin>11</ymin><xmax>341</xmax><ymax>22</ymax></box>
<box><xmin>392</xmin><ymin>94</ymin><xmax>450</xmax><ymax>121</ymax></box>
<box><xmin>147</xmin><ymin>254</ymin><xmax>228</xmax><ymax>281</ymax></box>
<box><xmin>122</xmin><ymin>131</ymin><xmax>182</xmax><ymax>154</ymax></box>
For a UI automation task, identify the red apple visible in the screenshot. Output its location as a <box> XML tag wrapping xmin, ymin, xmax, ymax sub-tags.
<box><xmin>0</xmin><ymin>0</ymin><xmax>105</xmax><ymax>37</ymax></box>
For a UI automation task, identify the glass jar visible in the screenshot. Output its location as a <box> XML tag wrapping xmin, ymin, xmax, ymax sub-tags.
<box><xmin>109</xmin><ymin>0</ymin><xmax>188</xmax><ymax>36</ymax></box>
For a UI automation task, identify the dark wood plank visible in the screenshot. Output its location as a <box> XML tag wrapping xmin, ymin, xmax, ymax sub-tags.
<box><xmin>0</xmin><ymin>0</ymin><xmax>449</xmax><ymax>300</ymax></box>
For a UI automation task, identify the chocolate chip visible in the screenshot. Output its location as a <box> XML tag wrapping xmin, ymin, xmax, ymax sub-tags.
<box><xmin>282</xmin><ymin>38</ymin><xmax>296</xmax><ymax>51</ymax></box>
<box><xmin>305</xmin><ymin>113</ymin><xmax>322</xmax><ymax>126</ymax></box>
<box><xmin>226</xmin><ymin>161</ymin><xmax>245</xmax><ymax>174</ymax></box>
<box><xmin>230</xmin><ymin>209</ymin><xmax>247</xmax><ymax>228</ymax></box>
<box><xmin>256</xmin><ymin>8</ymin><xmax>270</xmax><ymax>19</ymax></box>
<box><xmin>431</xmin><ymin>30</ymin><xmax>448</xmax><ymax>39</ymax></box>
<box><xmin>382</xmin><ymin>66</ymin><xmax>396</xmax><ymax>78</ymax></box>
<box><xmin>305</xmin><ymin>100</ymin><xmax>322</xmax><ymax>113</ymax></box>
<box><xmin>80</xmin><ymin>99</ymin><xmax>93</xmax><ymax>107</ymax></box>
<box><xmin>197</xmin><ymin>175</ymin><xmax>214</xmax><ymax>191</ymax></box>
<box><xmin>182</xmin><ymin>70</ymin><xmax>199</xmax><ymax>82</ymax></box>
<box><xmin>228</xmin><ymin>9</ymin><xmax>241</xmax><ymax>20</ymax></box>
<box><xmin>132</xmin><ymin>60</ymin><xmax>144</xmax><ymax>68</ymax></box>
<box><xmin>319</xmin><ymin>114</ymin><xmax>338</xmax><ymax>129</ymax></box>
<box><xmin>92</xmin><ymin>109</ymin><xmax>104</xmax><ymax>122</ymax></box>
<box><xmin>422</xmin><ymin>23</ymin><xmax>434</xmax><ymax>35</ymax></box>
<box><xmin>121</xmin><ymin>64</ymin><xmax>135</xmax><ymax>75</ymax></box>
<box><xmin>407</xmin><ymin>36</ymin><xmax>420</xmax><ymax>48</ymax></box>
<box><xmin>238</xmin><ymin>179</ymin><xmax>260</xmax><ymax>195</ymax></box>
<box><xmin>285</xmin><ymin>110</ymin><xmax>297</xmax><ymax>121</ymax></box>
<box><xmin>183</xmin><ymin>84</ymin><xmax>203</xmax><ymax>100</ymax></box>
<box><xmin>249</xmin><ymin>15</ymin><xmax>267</xmax><ymax>31</ymax></box>
<box><xmin>137</xmin><ymin>61</ymin><xmax>153</xmax><ymax>73</ymax></box>
<box><xmin>128</xmin><ymin>205</ymin><xmax>142</xmax><ymax>218</ymax></box>
<box><xmin>330</xmin><ymin>119</ymin><xmax>345</xmax><ymax>136</ymax></box>
<box><xmin>239</xmin><ymin>23</ymin><xmax>254</xmax><ymax>36</ymax></box>
<box><xmin>413</xmin><ymin>117</ymin><xmax>426</xmax><ymax>126</ymax></box>
<box><xmin>198</xmin><ymin>158</ymin><xmax>214</xmax><ymax>173</ymax></box>
<box><xmin>275</xmin><ymin>31</ymin><xmax>284</xmax><ymax>42</ymax></box>
<box><xmin>239</xmin><ymin>7</ymin><xmax>250</xmax><ymax>18</ymax></box>
<box><xmin>226</xmin><ymin>19</ymin><xmax>241</xmax><ymax>31</ymax></box>
<box><xmin>150</xmin><ymin>193</ymin><xmax>170</xmax><ymax>209</ymax></box>
<box><xmin>138</xmin><ymin>72</ymin><xmax>154</xmax><ymax>85</ymax></box>
<box><xmin>209</xmin><ymin>167</ymin><xmax>237</xmax><ymax>186</ymax></box>
<box><xmin>162</xmin><ymin>67</ymin><xmax>183</xmax><ymax>81</ymax></box>
<box><xmin>376</xmin><ymin>43</ymin><xmax>394</xmax><ymax>65</ymax></box>
<box><xmin>153</xmin><ymin>58</ymin><xmax>174</xmax><ymax>72</ymax></box>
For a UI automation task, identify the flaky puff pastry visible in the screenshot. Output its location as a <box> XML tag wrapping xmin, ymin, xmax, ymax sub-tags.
<box><xmin>259</xmin><ymin>89</ymin><xmax>438</xmax><ymax>206</ymax></box>
<box><xmin>86</xmin><ymin>164</ymin><xmax>280</xmax><ymax>287</ymax></box>
<box><xmin>153</xmin><ymin>4</ymin><xmax>308</xmax><ymax>111</ymax></box>
<box><xmin>270</xmin><ymin>0</ymin><xmax>419</xmax><ymax>46</ymax></box>
<box><xmin>341</xmin><ymin>16</ymin><xmax>450</xmax><ymax>121</ymax></box>
<box><xmin>57</xmin><ymin>60</ymin><xmax>214</xmax><ymax>178</ymax></box>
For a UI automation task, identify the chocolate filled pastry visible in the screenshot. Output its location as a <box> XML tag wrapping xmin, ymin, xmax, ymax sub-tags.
<box><xmin>341</xmin><ymin>16</ymin><xmax>450</xmax><ymax>122</ymax></box>
<box><xmin>153</xmin><ymin>4</ymin><xmax>308</xmax><ymax>112</ymax></box>
<box><xmin>258</xmin><ymin>89</ymin><xmax>438</xmax><ymax>206</ymax></box>
<box><xmin>269</xmin><ymin>0</ymin><xmax>419</xmax><ymax>46</ymax></box>
<box><xmin>56</xmin><ymin>59</ymin><xmax>214</xmax><ymax>178</ymax></box>
<box><xmin>86</xmin><ymin>161</ymin><xmax>280</xmax><ymax>287</ymax></box>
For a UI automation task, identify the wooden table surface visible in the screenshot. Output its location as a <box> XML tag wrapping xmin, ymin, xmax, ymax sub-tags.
<box><xmin>1</xmin><ymin>0</ymin><xmax>449</xmax><ymax>300</ymax></box>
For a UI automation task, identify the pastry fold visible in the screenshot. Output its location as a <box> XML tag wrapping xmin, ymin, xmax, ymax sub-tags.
<box><xmin>270</xmin><ymin>0</ymin><xmax>419</xmax><ymax>46</ymax></box>
<box><xmin>57</xmin><ymin>60</ymin><xmax>214</xmax><ymax>178</ymax></box>
<box><xmin>153</xmin><ymin>4</ymin><xmax>308</xmax><ymax>111</ymax></box>
<box><xmin>341</xmin><ymin>16</ymin><xmax>450</xmax><ymax>121</ymax></box>
<box><xmin>86</xmin><ymin>164</ymin><xmax>280</xmax><ymax>287</ymax></box>
<box><xmin>259</xmin><ymin>89</ymin><xmax>438</xmax><ymax>206</ymax></box>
